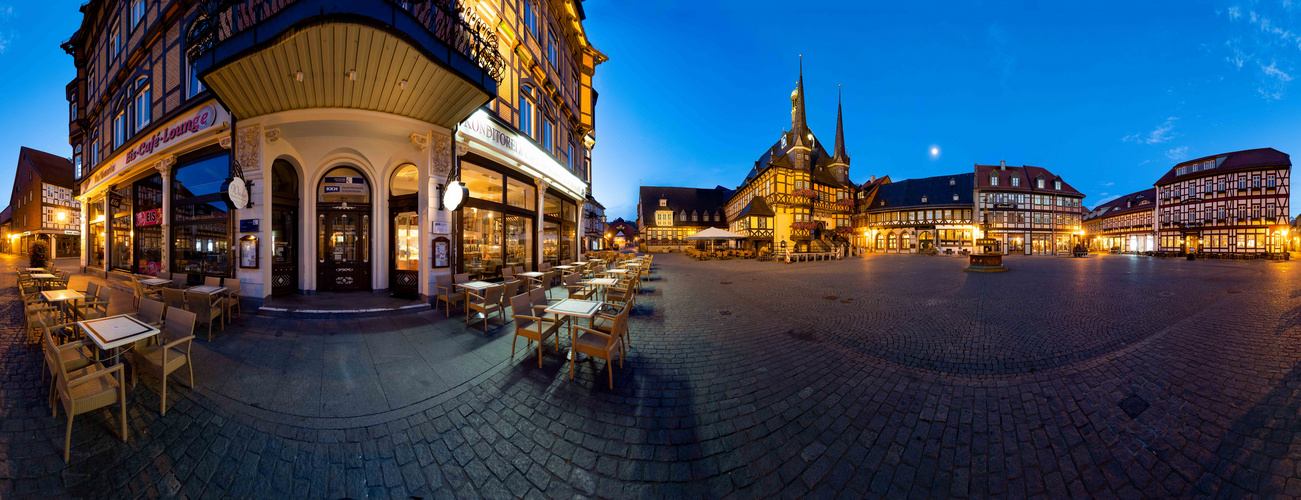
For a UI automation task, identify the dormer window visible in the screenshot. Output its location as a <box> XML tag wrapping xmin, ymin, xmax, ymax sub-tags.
<box><xmin>1011</xmin><ymin>175</ymin><xmax>1020</xmax><ymax>187</ymax></box>
<box><xmin>880</xmin><ymin>201</ymin><xmax>885</xmax><ymax>207</ymax></box>
<box><xmin>949</xmin><ymin>178</ymin><xmax>956</xmax><ymax>186</ymax></box>
<box><xmin>680</xmin><ymin>211</ymin><xmax>686</xmax><ymax>221</ymax></box>
<box><xmin>1036</xmin><ymin>178</ymin><xmax>1044</xmax><ymax>189</ymax></box>
<box><xmin>990</xmin><ymin>174</ymin><xmax>999</xmax><ymax>187</ymax></box>
<box><xmin>692</xmin><ymin>211</ymin><xmax>698</xmax><ymax>222</ymax></box>
<box><xmin>659</xmin><ymin>199</ymin><xmax>666</xmax><ymax>207</ymax></box>
<box><xmin>953</xmin><ymin>194</ymin><xmax>959</xmax><ymax>201</ymax></box>
<box><xmin>1054</xmin><ymin>180</ymin><xmax>1061</xmax><ymax>190</ymax></box>
<box><xmin>921</xmin><ymin>196</ymin><xmax>928</xmax><ymax>203</ymax></box>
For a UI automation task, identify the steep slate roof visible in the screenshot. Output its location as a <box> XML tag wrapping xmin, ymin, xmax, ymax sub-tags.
<box><xmin>0</xmin><ymin>206</ymin><xmax>10</xmax><ymax>224</ymax></box>
<box><xmin>864</xmin><ymin>173</ymin><xmax>975</xmax><ymax>211</ymax></box>
<box><xmin>735</xmin><ymin>195</ymin><xmax>775</xmax><ymax>218</ymax></box>
<box><xmin>974</xmin><ymin>163</ymin><xmax>1084</xmax><ymax>197</ymax></box>
<box><xmin>1083</xmin><ymin>188</ymin><xmax>1156</xmax><ymax>222</ymax></box>
<box><xmin>19</xmin><ymin>147</ymin><xmax>75</xmax><ymax>189</ymax></box>
<box><xmin>1154</xmin><ymin>147</ymin><xmax>1291</xmax><ymax>186</ymax></box>
<box><xmin>608</xmin><ymin>217</ymin><xmax>637</xmax><ymax>238</ymax></box>
<box><xmin>640</xmin><ymin>185</ymin><xmax>733</xmax><ymax>228</ymax></box>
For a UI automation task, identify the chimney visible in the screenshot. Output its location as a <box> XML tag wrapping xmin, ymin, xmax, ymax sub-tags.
<box><xmin>870</xmin><ymin>175</ymin><xmax>876</xmax><ymax>182</ymax></box>
<box><xmin>1000</xmin><ymin>160</ymin><xmax>1006</xmax><ymax>170</ymax></box>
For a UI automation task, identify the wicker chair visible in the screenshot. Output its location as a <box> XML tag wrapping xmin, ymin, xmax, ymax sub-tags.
<box><xmin>129</xmin><ymin>307</ymin><xmax>196</xmax><ymax>415</ymax></box>
<box><xmin>161</xmin><ymin>288</ymin><xmax>187</xmax><ymax>312</ymax></box>
<box><xmin>130</xmin><ymin>277</ymin><xmax>162</xmax><ymax>309</ymax></box>
<box><xmin>46</xmin><ymin>332</ymin><xmax>127</xmax><ymax>462</ymax></box>
<box><xmin>569</xmin><ymin>304</ymin><xmax>628</xmax><ymax>388</ymax></box>
<box><xmin>509</xmin><ymin>293</ymin><xmax>563</xmax><ymax>367</ymax></box>
<box><xmin>434</xmin><ymin>274</ymin><xmax>465</xmax><ymax>316</ymax></box>
<box><xmin>499</xmin><ymin>280</ymin><xmax>523</xmax><ymax>315</ymax></box>
<box><xmin>42</xmin><ymin>327</ymin><xmax>96</xmax><ymax>416</ymax></box>
<box><xmin>204</xmin><ymin>276</ymin><xmax>222</xmax><ymax>287</ymax></box>
<box><xmin>170</xmin><ymin>273</ymin><xmax>189</xmax><ymax>289</ymax></box>
<box><xmin>223</xmin><ymin>278</ymin><xmax>242</xmax><ymax>319</ymax></box>
<box><xmin>185</xmin><ymin>291</ymin><xmax>224</xmax><ymax>341</ymax></box>
<box><xmin>71</xmin><ymin>286</ymin><xmax>111</xmax><ymax>323</ymax></box>
<box><xmin>563</xmin><ymin>273</ymin><xmax>595</xmax><ymax>300</ymax></box>
<box><xmin>466</xmin><ymin>284</ymin><xmax>505</xmax><ymax>332</ymax></box>
<box><xmin>136</xmin><ymin>298</ymin><xmax>166</xmax><ymax>328</ymax></box>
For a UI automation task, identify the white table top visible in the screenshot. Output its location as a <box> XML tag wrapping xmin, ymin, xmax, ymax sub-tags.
<box><xmin>140</xmin><ymin>278</ymin><xmax>171</xmax><ymax>286</ymax></box>
<box><xmin>574</xmin><ymin>261</ymin><xmax>588</xmax><ymax>265</ymax></box>
<box><xmin>581</xmin><ymin>278</ymin><xmax>619</xmax><ymax>286</ymax></box>
<box><xmin>553</xmin><ymin>265</ymin><xmax>575</xmax><ymax>269</ymax></box>
<box><xmin>457</xmin><ymin>281</ymin><xmax>495</xmax><ymax>291</ymax></box>
<box><xmin>25</xmin><ymin>268</ymin><xmax>44</xmax><ymax>272</ymax></box>
<box><xmin>42</xmin><ymin>290</ymin><xmax>85</xmax><ymax>302</ymax></box>
<box><xmin>590</xmin><ymin>258</ymin><xmax>606</xmax><ymax>262</ymax></box>
<box><xmin>80</xmin><ymin>314</ymin><xmax>159</xmax><ymax>350</ymax></box>
<box><xmin>518</xmin><ymin>271</ymin><xmax>546</xmax><ymax>278</ymax></box>
<box><xmin>31</xmin><ymin>273</ymin><xmax>56</xmax><ymax>279</ymax></box>
<box><xmin>545</xmin><ymin>299</ymin><xmax>603</xmax><ymax>318</ymax></box>
<box><xmin>188</xmin><ymin>285</ymin><xmax>227</xmax><ymax>294</ymax></box>
<box><xmin>606</xmin><ymin>269</ymin><xmax>630</xmax><ymax>274</ymax></box>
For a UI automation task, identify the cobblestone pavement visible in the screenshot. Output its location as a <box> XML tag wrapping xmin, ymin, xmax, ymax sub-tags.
<box><xmin>2</xmin><ymin>251</ymin><xmax>1301</xmax><ymax>498</ymax></box>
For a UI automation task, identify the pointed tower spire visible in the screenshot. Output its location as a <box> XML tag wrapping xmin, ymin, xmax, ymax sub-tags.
<box><xmin>831</xmin><ymin>85</ymin><xmax>849</xmax><ymax>165</ymax></box>
<box><xmin>791</xmin><ymin>55</ymin><xmax>809</xmax><ymax>149</ymax></box>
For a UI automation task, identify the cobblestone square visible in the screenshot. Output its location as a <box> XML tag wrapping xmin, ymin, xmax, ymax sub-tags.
<box><xmin>2</xmin><ymin>252</ymin><xmax>1300</xmax><ymax>498</ymax></box>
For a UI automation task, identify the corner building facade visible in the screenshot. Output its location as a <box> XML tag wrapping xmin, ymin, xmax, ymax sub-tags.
<box><xmin>67</xmin><ymin>0</ymin><xmax>603</xmax><ymax>303</ymax></box>
<box><xmin>974</xmin><ymin>162</ymin><xmax>1086</xmax><ymax>255</ymax></box>
<box><xmin>1154</xmin><ymin>148</ymin><xmax>1291</xmax><ymax>254</ymax></box>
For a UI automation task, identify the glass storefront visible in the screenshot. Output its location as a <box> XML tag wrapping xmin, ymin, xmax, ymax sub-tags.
<box><xmin>459</xmin><ymin>159</ymin><xmax>538</xmax><ymax>277</ymax></box>
<box><xmin>133</xmin><ymin>174</ymin><xmax>164</xmax><ymax>275</ymax></box>
<box><xmin>89</xmin><ymin>197</ymin><xmax>105</xmax><ymax>268</ymax></box>
<box><xmin>172</xmin><ymin>151</ymin><xmax>231</xmax><ymax>279</ymax></box>
<box><xmin>541</xmin><ymin>192</ymin><xmax>577</xmax><ymax>266</ymax></box>
<box><xmin>110</xmin><ymin>185</ymin><xmax>132</xmax><ymax>272</ymax></box>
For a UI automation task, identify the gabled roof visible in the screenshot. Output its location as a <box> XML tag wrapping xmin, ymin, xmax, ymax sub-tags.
<box><xmin>0</xmin><ymin>205</ymin><xmax>11</xmax><ymax>224</ymax></box>
<box><xmin>19</xmin><ymin>147</ymin><xmax>76</xmax><ymax>189</ymax></box>
<box><xmin>975</xmin><ymin>163</ymin><xmax>1083</xmax><ymax>197</ymax></box>
<box><xmin>1154</xmin><ymin>147</ymin><xmax>1291</xmax><ymax>186</ymax></box>
<box><xmin>1083</xmin><ymin>188</ymin><xmax>1156</xmax><ymax>222</ymax></box>
<box><xmin>735</xmin><ymin>195</ymin><xmax>775</xmax><ymax>218</ymax></box>
<box><xmin>608</xmin><ymin>217</ymin><xmax>638</xmax><ymax>238</ymax></box>
<box><xmin>864</xmin><ymin>173</ymin><xmax>975</xmax><ymax>211</ymax></box>
<box><xmin>640</xmin><ymin>185</ymin><xmax>733</xmax><ymax>227</ymax></box>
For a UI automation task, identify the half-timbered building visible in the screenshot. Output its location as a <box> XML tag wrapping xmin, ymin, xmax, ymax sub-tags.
<box><xmin>854</xmin><ymin>173</ymin><xmax>975</xmax><ymax>254</ymax></box>
<box><xmin>1082</xmin><ymin>189</ymin><xmax>1156</xmax><ymax>253</ymax></box>
<box><xmin>974</xmin><ymin>162</ymin><xmax>1087</xmax><ymax>255</ymax></box>
<box><xmin>724</xmin><ymin>62</ymin><xmax>856</xmax><ymax>254</ymax></box>
<box><xmin>638</xmin><ymin>186</ymin><xmax>730</xmax><ymax>252</ymax></box>
<box><xmin>1154</xmin><ymin>148</ymin><xmax>1291</xmax><ymax>255</ymax></box>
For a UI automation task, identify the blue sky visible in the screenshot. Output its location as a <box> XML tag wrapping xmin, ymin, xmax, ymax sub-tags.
<box><xmin>3</xmin><ymin>1</ymin><xmax>1301</xmax><ymax>223</ymax></box>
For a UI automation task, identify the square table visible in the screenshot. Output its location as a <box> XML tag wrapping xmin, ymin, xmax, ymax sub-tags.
<box><xmin>140</xmin><ymin>278</ymin><xmax>171</xmax><ymax>287</ymax></box>
<box><xmin>25</xmin><ymin>268</ymin><xmax>45</xmax><ymax>272</ymax></box>
<box><xmin>518</xmin><ymin>271</ymin><xmax>547</xmax><ymax>287</ymax></box>
<box><xmin>187</xmin><ymin>285</ymin><xmax>227</xmax><ymax>295</ymax></box>
<box><xmin>79</xmin><ymin>314</ymin><xmax>160</xmax><ymax>365</ymax></box>
<box><xmin>31</xmin><ymin>273</ymin><xmax>58</xmax><ymax>290</ymax></box>
<box><xmin>605</xmin><ymin>269</ymin><xmax>630</xmax><ymax>276</ymax></box>
<box><xmin>42</xmin><ymin>289</ymin><xmax>86</xmax><ymax>323</ymax></box>
<box><xmin>553</xmin><ymin>265</ymin><xmax>574</xmax><ymax>270</ymax></box>
<box><xmin>456</xmin><ymin>281</ymin><xmax>495</xmax><ymax>292</ymax></box>
<box><xmin>579</xmin><ymin>278</ymin><xmax>619</xmax><ymax>301</ymax></box>
<box><xmin>544</xmin><ymin>299</ymin><xmax>604</xmax><ymax>370</ymax></box>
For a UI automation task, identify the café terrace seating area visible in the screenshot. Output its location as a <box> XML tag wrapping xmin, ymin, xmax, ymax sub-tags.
<box><xmin>16</xmin><ymin>252</ymin><xmax>655</xmax><ymax>461</ymax></box>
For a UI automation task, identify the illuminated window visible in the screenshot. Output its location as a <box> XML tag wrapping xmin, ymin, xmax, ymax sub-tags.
<box><xmin>131</xmin><ymin>0</ymin><xmax>145</xmax><ymax>29</ymax></box>
<box><xmin>133</xmin><ymin>78</ymin><xmax>150</xmax><ymax>132</ymax></box>
<box><xmin>548</xmin><ymin>33</ymin><xmax>558</xmax><ymax>68</ymax></box>
<box><xmin>519</xmin><ymin>90</ymin><xmax>534</xmax><ymax>137</ymax></box>
<box><xmin>523</xmin><ymin>1</ymin><xmax>538</xmax><ymax>40</ymax></box>
<box><xmin>113</xmin><ymin>111</ymin><xmax>126</xmax><ymax>148</ymax></box>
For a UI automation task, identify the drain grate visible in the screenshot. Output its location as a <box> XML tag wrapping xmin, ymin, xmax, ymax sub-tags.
<box><xmin>1118</xmin><ymin>394</ymin><xmax>1150</xmax><ymax>419</ymax></box>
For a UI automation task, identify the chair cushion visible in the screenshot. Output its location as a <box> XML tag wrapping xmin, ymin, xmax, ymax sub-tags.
<box><xmin>134</xmin><ymin>345</ymin><xmax>189</xmax><ymax>373</ymax></box>
<box><xmin>65</xmin><ymin>364</ymin><xmax>119</xmax><ymax>401</ymax></box>
<box><xmin>576</xmin><ymin>331</ymin><xmax>615</xmax><ymax>351</ymax></box>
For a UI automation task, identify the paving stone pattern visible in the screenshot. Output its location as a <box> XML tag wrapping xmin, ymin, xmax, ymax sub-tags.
<box><xmin>2</xmin><ymin>252</ymin><xmax>1300</xmax><ymax>498</ymax></box>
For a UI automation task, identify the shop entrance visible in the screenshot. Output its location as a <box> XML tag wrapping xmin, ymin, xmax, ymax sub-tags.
<box><xmin>271</xmin><ymin>160</ymin><xmax>299</xmax><ymax>296</ymax></box>
<box><xmin>389</xmin><ymin>164</ymin><xmax>419</xmax><ymax>298</ymax></box>
<box><xmin>317</xmin><ymin>167</ymin><xmax>371</xmax><ymax>292</ymax></box>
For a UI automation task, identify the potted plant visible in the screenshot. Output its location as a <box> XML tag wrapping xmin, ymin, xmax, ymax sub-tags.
<box><xmin>29</xmin><ymin>240</ymin><xmax>50</xmax><ymax>268</ymax></box>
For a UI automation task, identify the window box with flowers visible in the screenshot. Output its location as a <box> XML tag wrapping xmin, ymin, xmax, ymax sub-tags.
<box><xmin>834</xmin><ymin>226</ymin><xmax>855</xmax><ymax>235</ymax></box>
<box><xmin>791</xmin><ymin>189</ymin><xmax>818</xmax><ymax>199</ymax></box>
<box><xmin>834</xmin><ymin>199</ymin><xmax>856</xmax><ymax>209</ymax></box>
<box><xmin>790</xmin><ymin>221</ymin><xmax>819</xmax><ymax>231</ymax></box>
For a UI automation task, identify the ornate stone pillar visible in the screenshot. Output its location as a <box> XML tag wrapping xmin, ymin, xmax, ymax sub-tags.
<box><xmin>536</xmin><ymin>178</ymin><xmax>549</xmax><ymax>269</ymax></box>
<box><xmin>156</xmin><ymin>156</ymin><xmax>175</xmax><ymax>274</ymax></box>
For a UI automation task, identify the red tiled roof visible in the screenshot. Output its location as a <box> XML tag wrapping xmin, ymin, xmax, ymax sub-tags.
<box><xmin>1154</xmin><ymin>147</ymin><xmax>1290</xmax><ymax>186</ymax></box>
<box><xmin>974</xmin><ymin>164</ymin><xmax>1084</xmax><ymax>197</ymax></box>
<box><xmin>1082</xmin><ymin>188</ymin><xmax>1156</xmax><ymax>222</ymax></box>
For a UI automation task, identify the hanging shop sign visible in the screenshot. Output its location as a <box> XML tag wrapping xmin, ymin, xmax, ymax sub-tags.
<box><xmin>222</xmin><ymin>176</ymin><xmax>250</xmax><ymax>210</ymax></box>
<box><xmin>134</xmin><ymin>208</ymin><xmax>162</xmax><ymax>227</ymax></box>
<box><xmin>443</xmin><ymin>180</ymin><xmax>468</xmax><ymax>211</ymax></box>
<box><xmin>458</xmin><ymin>109</ymin><xmax>586</xmax><ymax>198</ymax></box>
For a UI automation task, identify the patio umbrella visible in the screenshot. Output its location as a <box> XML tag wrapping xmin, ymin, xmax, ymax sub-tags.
<box><xmin>685</xmin><ymin>227</ymin><xmax>745</xmax><ymax>252</ymax></box>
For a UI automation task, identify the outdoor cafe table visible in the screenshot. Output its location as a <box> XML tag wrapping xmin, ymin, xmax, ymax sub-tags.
<box><xmin>187</xmin><ymin>285</ymin><xmax>226</xmax><ymax>295</ymax></box>
<box><xmin>579</xmin><ymin>278</ymin><xmax>618</xmax><ymax>301</ymax></box>
<box><xmin>604</xmin><ymin>268</ymin><xmax>630</xmax><ymax>278</ymax></box>
<box><xmin>25</xmin><ymin>268</ymin><xmax>45</xmax><ymax>272</ymax></box>
<box><xmin>457</xmin><ymin>281</ymin><xmax>497</xmax><ymax>318</ymax></box>
<box><xmin>30</xmin><ymin>273</ymin><xmax>58</xmax><ymax>290</ymax></box>
<box><xmin>79</xmin><ymin>314</ymin><xmax>160</xmax><ymax>366</ymax></box>
<box><xmin>42</xmin><ymin>289</ymin><xmax>85</xmax><ymax>323</ymax></box>
<box><xmin>140</xmin><ymin>277</ymin><xmax>171</xmax><ymax>287</ymax></box>
<box><xmin>517</xmin><ymin>271</ymin><xmax>546</xmax><ymax>286</ymax></box>
<box><xmin>544</xmin><ymin>298</ymin><xmax>604</xmax><ymax>369</ymax></box>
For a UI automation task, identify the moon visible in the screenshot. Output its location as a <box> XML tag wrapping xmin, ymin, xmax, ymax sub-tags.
<box><xmin>929</xmin><ymin>145</ymin><xmax>941</xmax><ymax>159</ymax></box>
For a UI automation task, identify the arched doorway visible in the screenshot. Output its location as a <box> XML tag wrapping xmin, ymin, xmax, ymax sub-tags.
<box><xmin>389</xmin><ymin>164</ymin><xmax>419</xmax><ymax>298</ymax></box>
<box><xmin>317</xmin><ymin>166</ymin><xmax>372</xmax><ymax>291</ymax></box>
<box><xmin>270</xmin><ymin>160</ymin><xmax>299</xmax><ymax>295</ymax></box>
<box><xmin>918</xmin><ymin>231</ymin><xmax>933</xmax><ymax>251</ymax></box>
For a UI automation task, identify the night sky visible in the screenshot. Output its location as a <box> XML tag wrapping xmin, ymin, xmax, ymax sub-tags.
<box><xmin>3</xmin><ymin>1</ymin><xmax>1301</xmax><ymax>224</ymax></box>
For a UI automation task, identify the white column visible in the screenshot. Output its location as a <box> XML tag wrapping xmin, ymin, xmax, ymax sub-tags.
<box><xmin>156</xmin><ymin>157</ymin><xmax>174</xmax><ymax>275</ymax></box>
<box><xmin>577</xmin><ymin>194</ymin><xmax>586</xmax><ymax>259</ymax></box>
<box><xmin>536</xmin><ymin>178</ymin><xmax>549</xmax><ymax>269</ymax></box>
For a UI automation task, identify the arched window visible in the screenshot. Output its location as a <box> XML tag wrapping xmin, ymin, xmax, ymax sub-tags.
<box><xmin>319</xmin><ymin>166</ymin><xmax>370</xmax><ymax>204</ymax></box>
<box><xmin>875</xmin><ymin>233</ymin><xmax>884</xmax><ymax>249</ymax></box>
<box><xmin>902</xmin><ymin>233</ymin><xmax>911</xmax><ymax>249</ymax></box>
<box><xmin>389</xmin><ymin>164</ymin><xmax>418</xmax><ymax>197</ymax></box>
